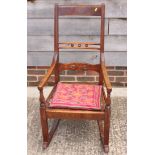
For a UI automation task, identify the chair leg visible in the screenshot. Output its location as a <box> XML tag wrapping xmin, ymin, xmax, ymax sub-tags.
<box><xmin>97</xmin><ymin>120</ymin><xmax>104</xmax><ymax>143</ymax></box>
<box><xmin>40</xmin><ymin>107</ymin><xmax>49</xmax><ymax>149</ymax></box>
<box><xmin>47</xmin><ymin>119</ymin><xmax>60</xmax><ymax>147</ymax></box>
<box><xmin>103</xmin><ymin>105</ymin><xmax>111</xmax><ymax>153</ymax></box>
<box><xmin>40</xmin><ymin>107</ymin><xmax>60</xmax><ymax>149</ymax></box>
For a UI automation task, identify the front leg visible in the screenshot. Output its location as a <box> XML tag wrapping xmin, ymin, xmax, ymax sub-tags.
<box><xmin>103</xmin><ymin>89</ymin><xmax>111</xmax><ymax>153</ymax></box>
<box><xmin>40</xmin><ymin>106</ymin><xmax>49</xmax><ymax>149</ymax></box>
<box><xmin>39</xmin><ymin>88</ymin><xmax>60</xmax><ymax>149</ymax></box>
<box><xmin>39</xmin><ymin>88</ymin><xmax>49</xmax><ymax>149</ymax></box>
<box><xmin>103</xmin><ymin>105</ymin><xmax>111</xmax><ymax>153</ymax></box>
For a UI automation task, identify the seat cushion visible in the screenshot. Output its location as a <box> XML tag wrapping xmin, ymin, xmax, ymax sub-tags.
<box><xmin>49</xmin><ymin>82</ymin><xmax>102</xmax><ymax>110</ymax></box>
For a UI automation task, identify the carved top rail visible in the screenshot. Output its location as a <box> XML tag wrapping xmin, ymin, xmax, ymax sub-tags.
<box><xmin>59</xmin><ymin>42</ymin><xmax>100</xmax><ymax>51</ymax></box>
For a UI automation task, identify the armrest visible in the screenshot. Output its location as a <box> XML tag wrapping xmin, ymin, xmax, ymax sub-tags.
<box><xmin>38</xmin><ymin>53</ymin><xmax>58</xmax><ymax>90</ymax></box>
<box><xmin>101</xmin><ymin>63</ymin><xmax>112</xmax><ymax>92</ymax></box>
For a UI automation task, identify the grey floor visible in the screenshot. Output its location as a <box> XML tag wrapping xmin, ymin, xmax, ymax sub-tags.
<box><xmin>27</xmin><ymin>87</ymin><xmax>127</xmax><ymax>155</ymax></box>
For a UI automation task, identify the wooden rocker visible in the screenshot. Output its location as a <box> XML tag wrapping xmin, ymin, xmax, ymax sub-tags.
<box><xmin>38</xmin><ymin>4</ymin><xmax>112</xmax><ymax>153</ymax></box>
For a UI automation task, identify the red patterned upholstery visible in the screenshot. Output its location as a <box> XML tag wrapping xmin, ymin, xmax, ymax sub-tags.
<box><xmin>49</xmin><ymin>82</ymin><xmax>102</xmax><ymax>110</ymax></box>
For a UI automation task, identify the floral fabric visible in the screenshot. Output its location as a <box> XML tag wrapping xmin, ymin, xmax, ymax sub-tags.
<box><xmin>49</xmin><ymin>82</ymin><xmax>102</xmax><ymax>110</ymax></box>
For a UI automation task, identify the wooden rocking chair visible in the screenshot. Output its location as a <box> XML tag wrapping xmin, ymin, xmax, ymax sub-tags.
<box><xmin>38</xmin><ymin>4</ymin><xmax>112</xmax><ymax>153</ymax></box>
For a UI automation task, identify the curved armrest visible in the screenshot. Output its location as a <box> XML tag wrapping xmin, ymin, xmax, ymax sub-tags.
<box><xmin>38</xmin><ymin>53</ymin><xmax>58</xmax><ymax>90</ymax></box>
<box><xmin>101</xmin><ymin>63</ymin><xmax>112</xmax><ymax>92</ymax></box>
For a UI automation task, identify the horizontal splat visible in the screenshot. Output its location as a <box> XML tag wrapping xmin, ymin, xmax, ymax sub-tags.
<box><xmin>59</xmin><ymin>42</ymin><xmax>100</xmax><ymax>51</ymax></box>
<box><xmin>59</xmin><ymin>63</ymin><xmax>100</xmax><ymax>72</ymax></box>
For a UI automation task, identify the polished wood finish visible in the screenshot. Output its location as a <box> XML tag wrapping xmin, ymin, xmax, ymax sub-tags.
<box><xmin>38</xmin><ymin>53</ymin><xmax>58</xmax><ymax>90</ymax></box>
<box><xmin>43</xmin><ymin>119</ymin><xmax>60</xmax><ymax>149</ymax></box>
<box><xmin>54</xmin><ymin>4</ymin><xmax>60</xmax><ymax>84</ymax></box>
<box><xmin>40</xmin><ymin>106</ymin><xmax>49</xmax><ymax>145</ymax></box>
<box><xmin>46</xmin><ymin>109</ymin><xmax>104</xmax><ymax>120</ymax></box>
<box><xmin>59</xmin><ymin>46</ymin><xmax>100</xmax><ymax>50</ymax></box>
<box><xmin>101</xmin><ymin>62</ymin><xmax>112</xmax><ymax>91</ymax></box>
<box><xmin>59</xmin><ymin>41</ymin><xmax>100</xmax><ymax>50</ymax></box>
<box><xmin>59</xmin><ymin>5</ymin><xmax>102</xmax><ymax>16</ymax></box>
<box><xmin>59</xmin><ymin>42</ymin><xmax>100</xmax><ymax>45</ymax></box>
<box><xmin>59</xmin><ymin>63</ymin><xmax>100</xmax><ymax>72</ymax></box>
<box><xmin>97</xmin><ymin>120</ymin><xmax>104</xmax><ymax>146</ymax></box>
<box><xmin>38</xmin><ymin>4</ymin><xmax>112</xmax><ymax>153</ymax></box>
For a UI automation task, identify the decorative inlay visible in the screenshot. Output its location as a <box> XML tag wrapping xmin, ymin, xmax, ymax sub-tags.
<box><xmin>59</xmin><ymin>42</ymin><xmax>100</xmax><ymax>50</ymax></box>
<box><xmin>94</xmin><ymin>8</ymin><xmax>98</xmax><ymax>12</ymax></box>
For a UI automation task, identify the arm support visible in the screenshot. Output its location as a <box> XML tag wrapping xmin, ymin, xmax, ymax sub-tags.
<box><xmin>101</xmin><ymin>63</ymin><xmax>112</xmax><ymax>92</ymax></box>
<box><xmin>38</xmin><ymin>53</ymin><xmax>58</xmax><ymax>90</ymax></box>
<box><xmin>38</xmin><ymin>53</ymin><xmax>58</xmax><ymax>106</ymax></box>
<box><xmin>100</xmin><ymin>55</ymin><xmax>112</xmax><ymax>106</ymax></box>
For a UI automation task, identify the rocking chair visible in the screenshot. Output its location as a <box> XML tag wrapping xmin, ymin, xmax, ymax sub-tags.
<box><xmin>38</xmin><ymin>4</ymin><xmax>112</xmax><ymax>153</ymax></box>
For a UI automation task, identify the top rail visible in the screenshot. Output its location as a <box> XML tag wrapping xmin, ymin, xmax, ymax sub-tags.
<box><xmin>58</xmin><ymin>5</ymin><xmax>102</xmax><ymax>16</ymax></box>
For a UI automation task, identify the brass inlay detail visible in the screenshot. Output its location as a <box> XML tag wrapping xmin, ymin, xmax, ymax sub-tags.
<box><xmin>94</xmin><ymin>8</ymin><xmax>98</xmax><ymax>12</ymax></box>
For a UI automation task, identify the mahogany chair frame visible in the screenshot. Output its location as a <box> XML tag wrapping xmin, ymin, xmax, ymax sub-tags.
<box><xmin>38</xmin><ymin>4</ymin><xmax>112</xmax><ymax>153</ymax></box>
